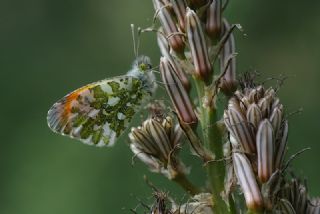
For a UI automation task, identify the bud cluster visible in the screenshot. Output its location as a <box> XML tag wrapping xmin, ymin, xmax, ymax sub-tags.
<box><xmin>278</xmin><ymin>177</ymin><xmax>320</xmax><ymax>213</ymax></box>
<box><xmin>152</xmin><ymin>0</ymin><xmax>235</xmax><ymax>81</ymax></box>
<box><xmin>152</xmin><ymin>0</ymin><xmax>237</xmax><ymax>125</ymax></box>
<box><xmin>129</xmin><ymin>115</ymin><xmax>186</xmax><ymax>179</ymax></box>
<box><xmin>224</xmin><ymin>84</ymin><xmax>289</xmax><ymax>211</ymax></box>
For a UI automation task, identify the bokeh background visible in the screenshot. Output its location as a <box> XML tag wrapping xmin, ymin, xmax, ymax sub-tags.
<box><xmin>1</xmin><ymin>0</ymin><xmax>320</xmax><ymax>213</ymax></box>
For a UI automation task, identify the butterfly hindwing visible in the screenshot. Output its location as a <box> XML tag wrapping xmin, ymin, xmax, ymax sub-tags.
<box><xmin>47</xmin><ymin>76</ymin><xmax>150</xmax><ymax>147</ymax></box>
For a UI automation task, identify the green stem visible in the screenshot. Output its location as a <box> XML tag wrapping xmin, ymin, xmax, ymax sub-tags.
<box><xmin>194</xmin><ymin>78</ymin><xmax>229</xmax><ymax>214</ymax></box>
<box><xmin>172</xmin><ymin>171</ymin><xmax>201</xmax><ymax>196</ymax></box>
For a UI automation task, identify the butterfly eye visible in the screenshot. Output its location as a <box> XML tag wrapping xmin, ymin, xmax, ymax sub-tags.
<box><xmin>139</xmin><ymin>63</ymin><xmax>152</xmax><ymax>71</ymax></box>
<box><xmin>146</xmin><ymin>63</ymin><xmax>152</xmax><ymax>70</ymax></box>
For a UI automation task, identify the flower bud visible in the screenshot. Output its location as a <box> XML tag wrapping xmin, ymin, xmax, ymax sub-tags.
<box><xmin>274</xmin><ymin>120</ymin><xmax>288</xmax><ymax>170</ymax></box>
<box><xmin>246</xmin><ymin>103</ymin><xmax>262</xmax><ymax>130</ymax></box>
<box><xmin>170</xmin><ymin>0</ymin><xmax>187</xmax><ymax>32</ymax></box>
<box><xmin>160</xmin><ymin>57</ymin><xmax>198</xmax><ymax>124</ymax></box>
<box><xmin>278</xmin><ymin>199</ymin><xmax>296</xmax><ymax>214</ymax></box>
<box><xmin>256</xmin><ymin>119</ymin><xmax>275</xmax><ymax>183</ymax></box>
<box><xmin>130</xmin><ymin>127</ymin><xmax>159</xmax><ymax>157</ymax></box>
<box><xmin>269</xmin><ymin>106</ymin><xmax>283</xmax><ymax>137</ymax></box>
<box><xmin>186</xmin><ymin>8</ymin><xmax>213</xmax><ymax>81</ymax></box>
<box><xmin>157</xmin><ymin>32</ymin><xmax>191</xmax><ymax>91</ymax></box>
<box><xmin>279</xmin><ymin>178</ymin><xmax>315</xmax><ymax>214</ymax></box>
<box><xmin>129</xmin><ymin>117</ymin><xmax>186</xmax><ymax>178</ymax></box>
<box><xmin>153</xmin><ymin>0</ymin><xmax>185</xmax><ymax>53</ymax></box>
<box><xmin>233</xmin><ymin>153</ymin><xmax>264</xmax><ymax>211</ymax></box>
<box><xmin>224</xmin><ymin>107</ymin><xmax>256</xmax><ymax>154</ymax></box>
<box><xmin>219</xmin><ymin>19</ymin><xmax>237</xmax><ymax>95</ymax></box>
<box><xmin>144</xmin><ymin>119</ymin><xmax>172</xmax><ymax>160</ymax></box>
<box><xmin>205</xmin><ymin>0</ymin><xmax>222</xmax><ymax>40</ymax></box>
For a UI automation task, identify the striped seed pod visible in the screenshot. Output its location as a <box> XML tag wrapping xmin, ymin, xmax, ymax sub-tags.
<box><xmin>151</xmin><ymin>192</ymin><xmax>170</xmax><ymax>214</ymax></box>
<box><xmin>160</xmin><ymin>57</ymin><xmax>198</xmax><ymax>124</ymax></box>
<box><xmin>279</xmin><ymin>178</ymin><xmax>320</xmax><ymax>214</ymax></box>
<box><xmin>129</xmin><ymin>116</ymin><xmax>185</xmax><ymax>179</ymax></box>
<box><xmin>219</xmin><ymin>19</ymin><xmax>237</xmax><ymax>95</ymax></box>
<box><xmin>205</xmin><ymin>0</ymin><xmax>222</xmax><ymax>40</ymax></box>
<box><xmin>157</xmin><ymin>32</ymin><xmax>191</xmax><ymax>91</ymax></box>
<box><xmin>170</xmin><ymin>0</ymin><xmax>187</xmax><ymax>32</ymax></box>
<box><xmin>233</xmin><ymin>152</ymin><xmax>264</xmax><ymax>211</ymax></box>
<box><xmin>256</xmin><ymin>119</ymin><xmax>274</xmax><ymax>183</ymax></box>
<box><xmin>153</xmin><ymin>0</ymin><xmax>185</xmax><ymax>54</ymax></box>
<box><xmin>186</xmin><ymin>8</ymin><xmax>213</xmax><ymax>81</ymax></box>
<box><xmin>224</xmin><ymin>85</ymin><xmax>288</xmax><ymax>183</ymax></box>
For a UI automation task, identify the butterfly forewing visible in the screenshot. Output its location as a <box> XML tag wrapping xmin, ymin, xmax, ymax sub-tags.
<box><xmin>47</xmin><ymin>76</ymin><xmax>150</xmax><ymax>147</ymax></box>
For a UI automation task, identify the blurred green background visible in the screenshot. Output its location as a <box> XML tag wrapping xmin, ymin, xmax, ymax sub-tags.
<box><xmin>1</xmin><ymin>0</ymin><xmax>320</xmax><ymax>213</ymax></box>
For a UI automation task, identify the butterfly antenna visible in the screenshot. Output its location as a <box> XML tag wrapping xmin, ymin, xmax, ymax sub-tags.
<box><xmin>136</xmin><ymin>27</ymin><xmax>142</xmax><ymax>57</ymax></box>
<box><xmin>131</xmin><ymin>24</ymin><xmax>138</xmax><ymax>59</ymax></box>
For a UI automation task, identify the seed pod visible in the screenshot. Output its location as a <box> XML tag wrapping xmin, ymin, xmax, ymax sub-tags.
<box><xmin>274</xmin><ymin>120</ymin><xmax>288</xmax><ymax>169</ymax></box>
<box><xmin>256</xmin><ymin>119</ymin><xmax>275</xmax><ymax>183</ymax></box>
<box><xmin>219</xmin><ymin>19</ymin><xmax>237</xmax><ymax>95</ymax></box>
<box><xmin>246</xmin><ymin>103</ymin><xmax>262</xmax><ymax>130</ymax></box>
<box><xmin>233</xmin><ymin>152</ymin><xmax>264</xmax><ymax>211</ymax></box>
<box><xmin>205</xmin><ymin>0</ymin><xmax>222</xmax><ymax>40</ymax></box>
<box><xmin>153</xmin><ymin>0</ymin><xmax>185</xmax><ymax>53</ymax></box>
<box><xmin>144</xmin><ymin>119</ymin><xmax>172</xmax><ymax>160</ymax></box>
<box><xmin>170</xmin><ymin>0</ymin><xmax>187</xmax><ymax>32</ymax></box>
<box><xmin>269</xmin><ymin>106</ymin><xmax>283</xmax><ymax>137</ymax></box>
<box><xmin>157</xmin><ymin>32</ymin><xmax>191</xmax><ymax>91</ymax></box>
<box><xmin>160</xmin><ymin>57</ymin><xmax>198</xmax><ymax>124</ymax></box>
<box><xmin>186</xmin><ymin>8</ymin><xmax>212</xmax><ymax>81</ymax></box>
<box><xmin>278</xmin><ymin>199</ymin><xmax>295</xmax><ymax>214</ymax></box>
<box><xmin>129</xmin><ymin>116</ymin><xmax>186</xmax><ymax>178</ymax></box>
<box><xmin>129</xmin><ymin>127</ymin><xmax>159</xmax><ymax>156</ymax></box>
<box><xmin>129</xmin><ymin>143</ymin><xmax>161</xmax><ymax>173</ymax></box>
<box><xmin>225</xmin><ymin>107</ymin><xmax>256</xmax><ymax>153</ymax></box>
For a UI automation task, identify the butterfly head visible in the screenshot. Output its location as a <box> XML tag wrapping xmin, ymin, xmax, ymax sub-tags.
<box><xmin>133</xmin><ymin>55</ymin><xmax>152</xmax><ymax>73</ymax></box>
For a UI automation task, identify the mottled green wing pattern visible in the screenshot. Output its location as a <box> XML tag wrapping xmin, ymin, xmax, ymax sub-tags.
<box><xmin>47</xmin><ymin>76</ymin><xmax>150</xmax><ymax>147</ymax></box>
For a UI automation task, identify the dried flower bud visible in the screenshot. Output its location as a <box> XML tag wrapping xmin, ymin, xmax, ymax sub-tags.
<box><xmin>151</xmin><ymin>191</ymin><xmax>170</xmax><ymax>214</ymax></box>
<box><xmin>186</xmin><ymin>8</ymin><xmax>213</xmax><ymax>81</ymax></box>
<box><xmin>246</xmin><ymin>103</ymin><xmax>262</xmax><ymax>130</ymax></box>
<box><xmin>129</xmin><ymin>117</ymin><xmax>186</xmax><ymax>179</ymax></box>
<box><xmin>278</xmin><ymin>199</ymin><xmax>296</xmax><ymax>214</ymax></box>
<box><xmin>157</xmin><ymin>32</ymin><xmax>191</xmax><ymax>91</ymax></box>
<box><xmin>224</xmin><ymin>107</ymin><xmax>256</xmax><ymax>154</ymax></box>
<box><xmin>205</xmin><ymin>0</ymin><xmax>222</xmax><ymax>40</ymax></box>
<box><xmin>274</xmin><ymin>120</ymin><xmax>288</xmax><ymax>169</ymax></box>
<box><xmin>160</xmin><ymin>57</ymin><xmax>197</xmax><ymax>124</ymax></box>
<box><xmin>153</xmin><ymin>0</ymin><xmax>185</xmax><ymax>53</ymax></box>
<box><xmin>279</xmin><ymin>177</ymin><xmax>318</xmax><ymax>214</ymax></box>
<box><xmin>144</xmin><ymin>119</ymin><xmax>172</xmax><ymax>160</ymax></box>
<box><xmin>233</xmin><ymin>153</ymin><xmax>263</xmax><ymax>211</ymax></box>
<box><xmin>269</xmin><ymin>106</ymin><xmax>283</xmax><ymax>137</ymax></box>
<box><xmin>219</xmin><ymin>19</ymin><xmax>237</xmax><ymax>95</ymax></box>
<box><xmin>256</xmin><ymin>119</ymin><xmax>275</xmax><ymax>183</ymax></box>
<box><xmin>170</xmin><ymin>0</ymin><xmax>187</xmax><ymax>32</ymax></box>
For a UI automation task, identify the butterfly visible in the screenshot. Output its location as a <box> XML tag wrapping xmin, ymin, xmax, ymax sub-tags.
<box><xmin>47</xmin><ymin>56</ymin><xmax>157</xmax><ymax>147</ymax></box>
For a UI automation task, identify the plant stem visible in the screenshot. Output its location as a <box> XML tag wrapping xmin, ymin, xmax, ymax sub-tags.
<box><xmin>194</xmin><ymin>78</ymin><xmax>229</xmax><ymax>214</ymax></box>
<box><xmin>172</xmin><ymin>171</ymin><xmax>201</xmax><ymax>196</ymax></box>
